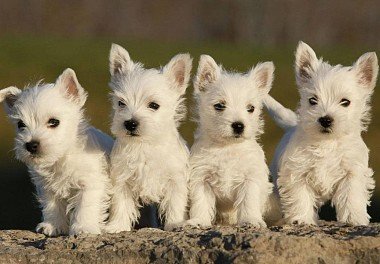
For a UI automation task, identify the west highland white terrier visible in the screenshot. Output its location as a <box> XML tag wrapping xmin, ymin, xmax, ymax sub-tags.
<box><xmin>105</xmin><ymin>44</ymin><xmax>192</xmax><ymax>232</ymax></box>
<box><xmin>0</xmin><ymin>69</ymin><xmax>113</xmax><ymax>236</ymax></box>
<box><xmin>264</xmin><ymin>41</ymin><xmax>378</xmax><ymax>225</ymax></box>
<box><xmin>187</xmin><ymin>55</ymin><xmax>277</xmax><ymax>228</ymax></box>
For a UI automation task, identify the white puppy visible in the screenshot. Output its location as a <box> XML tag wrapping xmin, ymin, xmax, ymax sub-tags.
<box><xmin>105</xmin><ymin>44</ymin><xmax>192</xmax><ymax>232</ymax></box>
<box><xmin>187</xmin><ymin>55</ymin><xmax>275</xmax><ymax>228</ymax></box>
<box><xmin>0</xmin><ymin>69</ymin><xmax>113</xmax><ymax>236</ymax></box>
<box><xmin>264</xmin><ymin>41</ymin><xmax>378</xmax><ymax>225</ymax></box>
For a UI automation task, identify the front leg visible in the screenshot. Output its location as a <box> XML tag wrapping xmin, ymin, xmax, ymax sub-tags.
<box><xmin>105</xmin><ymin>183</ymin><xmax>139</xmax><ymax>233</ymax></box>
<box><xmin>69</xmin><ymin>181</ymin><xmax>109</xmax><ymax>235</ymax></box>
<box><xmin>160</xmin><ymin>177</ymin><xmax>188</xmax><ymax>231</ymax></box>
<box><xmin>36</xmin><ymin>189</ymin><xmax>69</xmax><ymax>236</ymax></box>
<box><xmin>278</xmin><ymin>173</ymin><xmax>318</xmax><ymax>225</ymax></box>
<box><xmin>235</xmin><ymin>179</ymin><xmax>266</xmax><ymax>228</ymax></box>
<box><xmin>332</xmin><ymin>167</ymin><xmax>374</xmax><ymax>226</ymax></box>
<box><xmin>187</xmin><ymin>177</ymin><xmax>216</xmax><ymax>228</ymax></box>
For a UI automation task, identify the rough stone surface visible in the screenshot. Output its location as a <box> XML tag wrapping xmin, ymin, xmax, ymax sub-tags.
<box><xmin>0</xmin><ymin>221</ymin><xmax>379</xmax><ymax>263</ymax></box>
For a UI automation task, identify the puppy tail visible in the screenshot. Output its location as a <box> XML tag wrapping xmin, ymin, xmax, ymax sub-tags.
<box><xmin>87</xmin><ymin>126</ymin><xmax>115</xmax><ymax>156</ymax></box>
<box><xmin>263</xmin><ymin>95</ymin><xmax>298</xmax><ymax>130</ymax></box>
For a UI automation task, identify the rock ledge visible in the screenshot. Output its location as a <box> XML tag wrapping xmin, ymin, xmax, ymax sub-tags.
<box><xmin>0</xmin><ymin>222</ymin><xmax>379</xmax><ymax>263</ymax></box>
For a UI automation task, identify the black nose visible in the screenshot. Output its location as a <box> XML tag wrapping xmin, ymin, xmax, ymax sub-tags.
<box><xmin>124</xmin><ymin>119</ymin><xmax>139</xmax><ymax>132</ymax></box>
<box><xmin>25</xmin><ymin>141</ymin><xmax>40</xmax><ymax>154</ymax></box>
<box><xmin>318</xmin><ymin>116</ymin><xmax>333</xmax><ymax>128</ymax></box>
<box><xmin>231</xmin><ymin>122</ymin><xmax>245</xmax><ymax>135</ymax></box>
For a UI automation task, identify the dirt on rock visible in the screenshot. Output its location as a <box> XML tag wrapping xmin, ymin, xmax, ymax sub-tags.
<box><xmin>0</xmin><ymin>221</ymin><xmax>379</xmax><ymax>263</ymax></box>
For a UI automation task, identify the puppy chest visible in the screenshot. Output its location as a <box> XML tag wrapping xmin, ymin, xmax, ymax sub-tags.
<box><xmin>131</xmin><ymin>159</ymin><xmax>174</xmax><ymax>203</ymax></box>
<box><xmin>284</xmin><ymin>148</ymin><xmax>347</xmax><ymax>198</ymax></box>
<box><xmin>196</xmin><ymin>152</ymin><xmax>256</xmax><ymax>199</ymax></box>
<box><xmin>33</xmin><ymin>170</ymin><xmax>73</xmax><ymax>200</ymax></box>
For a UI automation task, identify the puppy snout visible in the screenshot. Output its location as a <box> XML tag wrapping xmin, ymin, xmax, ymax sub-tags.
<box><xmin>124</xmin><ymin>119</ymin><xmax>139</xmax><ymax>132</ymax></box>
<box><xmin>318</xmin><ymin>116</ymin><xmax>333</xmax><ymax>128</ymax></box>
<box><xmin>25</xmin><ymin>141</ymin><xmax>40</xmax><ymax>154</ymax></box>
<box><xmin>231</xmin><ymin>121</ymin><xmax>245</xmax><ymax>135</ymax></box>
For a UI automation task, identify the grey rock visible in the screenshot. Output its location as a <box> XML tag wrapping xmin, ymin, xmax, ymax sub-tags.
<box><xmin>0</xmin><ymin>221</ymin><xmax>379</xmax><ymax>263</ymax></box>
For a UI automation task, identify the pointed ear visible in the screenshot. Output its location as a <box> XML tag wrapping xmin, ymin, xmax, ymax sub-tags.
<box><xmin>353</xmin><ymin>52</ymin><xmax>378</xmax><ymax>91</ymax></box>
<box><xmin>55</xmin><ymin>68</ymin><xmax>87</xmax><ymax>106</ymax></box>
<box><xmin>194</xmin><ymin>55</ymin><xmax>221</xmax><ymax>93</ymax></box>
<box><xmin>0</xmin><ymin>86</ymin><xmax>22</xmax><ymax>113</ymax></box>
<box><xmin>295</xmin><ymin>41</ymin><xmax>319</xmax><ymax>85</ymax></box>
<box><xmin>109</xmin><ymin>43</ymin><xmax>134</xmax><ymax>76</ymax></box>
<box><xmin>248</xmin><ymin>62</ymin><xmax>275</xmax><ymax>94</ymax></box>
<box><xmin>163</xmin><ymin>53</ymin><xmax>192</xmax><ymax>95</ymax></box>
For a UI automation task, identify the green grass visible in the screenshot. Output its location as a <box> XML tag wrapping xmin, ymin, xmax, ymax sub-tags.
<box><xmin>0</xmin><ymin>35</ymin><xmax>379</xmax><ymax>198</ymax></box>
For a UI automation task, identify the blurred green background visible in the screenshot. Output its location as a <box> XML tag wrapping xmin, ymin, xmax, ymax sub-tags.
<box><xmin>0</xmin><ymin>1</ymin><xmax>379</xmax><ymax>229</ymax></box>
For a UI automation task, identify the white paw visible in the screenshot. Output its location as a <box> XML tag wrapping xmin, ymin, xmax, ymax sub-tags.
<box><xmin>104</xmin><ymin>222</ymin><xmax>131</xmax><ymax>233</ymax></box>
<box><xmin>287</xmin><ymin>218</ymin><xmax>317</xmax><ymax>226</ymax></box>
<box><xmin>341</xmin><ymin>217</ymin><xmax>369</xmax><ymax>226</ymax></box>
<box><xmin>69</xmin><ymin>223</ymin><xmax>101</xmax><ymax>235</ymax></box>
<box><xmin>164</xmin><ymin>222</ymin><xmax>184</xmax><ymax>231</ymax></box>
<box><xmin>36</xmin><ymin>222</ymin><xmax>60</xmax><ymax>236</ymax></box>
<box><xmin>184</xmin><ymin>218</ymin><xmax>212</xmax><ymax>228</ymax></box>
<box><xmin>238</xmin><ymin>217</ymin><xmax>267</xmax><ymax>228</ymax></box>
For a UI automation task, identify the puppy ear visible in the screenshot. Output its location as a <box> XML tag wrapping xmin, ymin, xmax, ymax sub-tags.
<box><xmin>109</xmin><ymin>43</ymin><xmax>134</xmax><ymax>76</ymax></box>
<box><xmin>0</xmin><ymin>86</ymin><xmax>22</xmax><ymax>113</ymax></box>
<box><xmin>353</xmin><ymin>52</ymin><xmax>378</xmax><ymax>91</ymax></box>
<box><xmin>194</xmin><ymin>55</ymin><xmax>221</xmax><ymax>93</ymax></box>
<box><xmin>55</xmin><ymin>68</ymin><xmax>87</xmax><ymax>106</ymax></box>
<box><xmin>248</xmin><ymin>62</ymin><xmax>275</xmax><ymax>94</ymax></box>
<box><xmin>295</xmin><ymin>41</ymin><xmax>319</xmax><ymax>85</ymax></box>
<box><xmin>163</xmin><ymin>53</ymin><xmax>192</xmax><ymax>95</ymax></box>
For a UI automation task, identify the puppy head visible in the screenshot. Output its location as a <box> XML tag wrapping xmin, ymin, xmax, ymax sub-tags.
<box><xmin>0</xmin><ymin>69</ymin><xmax>88</xmax><ymax>165</ymax></box>
<box><xmin>194</xmin><ymin>55</ymin><xmax>274</xmax><ymax>143</ymax></box>
<box><xmin>295</xmin><ymin>41</ymin><xmax>378</xmax><ymax>138</ymax></box>
<box><xmin>108</xmin><ymin>44</ymin><xmax>192</xmax><ymax>142</ymax></box>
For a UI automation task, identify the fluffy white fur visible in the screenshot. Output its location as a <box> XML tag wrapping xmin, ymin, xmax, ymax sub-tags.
<box><xmin>0</xmin><ymin>69</ymin><xmax>113</xmax><ymax>236</ymax></box>
<box><xmin>264</xmin><ymin>41</ymin><xmax>378</xmax><ymax>226</ymax></box>
<box><xmin>105</xmin><ymin>44</ymin><xmax>192</xmax><ymax>232</ymax></box>
<box><xmin>187</xmin><ymin>55</ymin><xmax>277</xmax><ymax>228</ymax></box>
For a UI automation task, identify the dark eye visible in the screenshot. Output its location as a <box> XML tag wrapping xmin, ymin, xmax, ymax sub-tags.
<box><xmin>340</xmin><ymin>98</ymin><xmax>351</xmax><ymax>107</ymax></box>
<box><xmin>148</xmin><ymin>102</ymin><xmax>160</xmax><ymax>110</ymax></box>
<box><xmin>214</xmin><ymin>103</ymin><xmax>226</xmax><ymax>111</ymax></box>
<box><xmin>48</xmin><ymin>118</ymin><xmax>60</xmax><ymax>128</ymax></box>
<box><xmin>247</xmin><ymin>105</ymin><xmax>255</xmax><ymax>113</ymax></box>
<box><xmin>118</xmin><ymin>101</ymin><xmax>126</xmax><ymax>108</ymax></box>
<box><xmin>17</xmin><ymin>120</ymin><xmax>26</xmax><ymax>129</ymax></box>
<box><xmin>309</xmin><ymin>97</ymin><xmax>318</xmax><ymax>105</ymax></box>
